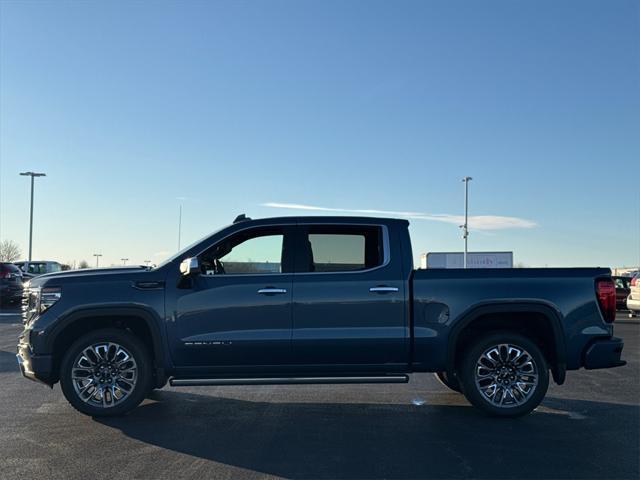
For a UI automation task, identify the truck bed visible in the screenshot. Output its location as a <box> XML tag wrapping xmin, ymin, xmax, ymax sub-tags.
<box><xmin>411</xmin><ymin>267</ymin><xmax>612</xmax><ymax>372</ymax></box>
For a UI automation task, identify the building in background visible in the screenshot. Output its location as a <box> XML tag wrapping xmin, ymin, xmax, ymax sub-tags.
<box><xmin>421</xmin><ymin>252</ymin><xmax>514</xmax><ymax>269</ymax></box>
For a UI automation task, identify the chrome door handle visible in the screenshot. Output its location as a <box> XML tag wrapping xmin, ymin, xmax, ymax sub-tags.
<box><xmin>258</xmin><ymin>288</ymin><xmax>287</xmax><ymax>295</ymax></box>
<box><xmin>369</xmin><ymin>286</ymin><xmax>399</xmax><ymax>293</ymax></box>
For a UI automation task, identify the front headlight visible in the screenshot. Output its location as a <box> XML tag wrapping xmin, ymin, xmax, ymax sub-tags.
<box><xmin>22</xmin><ymin>285</ymin><xmax>38</xmax><ymax>324</ymax></box>
<box><xmin>40</xmin><ymin>287</ymin><xmax>62</xmax><ymax>313</ymax></box>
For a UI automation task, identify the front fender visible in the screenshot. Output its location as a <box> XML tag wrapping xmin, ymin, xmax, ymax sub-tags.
<box><xmin>41</xmin><ymin>304</ymin><xmax>168</xmax><ymax>373</ymax></box>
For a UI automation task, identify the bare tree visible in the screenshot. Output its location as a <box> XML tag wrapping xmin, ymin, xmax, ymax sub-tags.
<box><xmin>78</xmin><ymin>260</ymin><xmax>90</xmax><ymax>269</ymax></box>
<box><xmin>0</xmin><ymin>240</ymin><xmax>22</xmax><ymax>262</ymax></box>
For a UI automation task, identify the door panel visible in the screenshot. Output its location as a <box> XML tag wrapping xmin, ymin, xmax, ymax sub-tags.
<box><xmin>166</xmin><ymin>225</ymin><xmax>295</xmax><ymax>368</ymax></box>
<box><xmin>291</xmin><ymin>224</ymin><xmax>408</xmax><ymax>369</ymax></box>
<box><xmin>292</xmin><ymin>274</ymin><xmax>406</xmax><ymax>366</ymax></box>
<box><xmin>169</xmin><ymin>274</ymin><xmax>292</xmax><ymax>367</ymax></box>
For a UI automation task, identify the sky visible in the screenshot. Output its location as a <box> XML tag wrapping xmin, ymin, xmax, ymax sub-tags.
<box><xmin>0</xmin><ymin>0</ymin><xmax>639</xmax><ymax>269</ymax></box>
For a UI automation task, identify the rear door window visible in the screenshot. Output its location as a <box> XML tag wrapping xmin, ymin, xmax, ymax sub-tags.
<box><xmin>301</xmin><ymin>225</ymin><xmax>384</xmax><ymax>273</ymax></box>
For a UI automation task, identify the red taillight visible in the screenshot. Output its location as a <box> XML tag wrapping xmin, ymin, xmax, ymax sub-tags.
<box><xmin>0</xmin><ymin>266</ymin><xmax>9</xmax><ymax>279</ymax></box>
<box><xmin>631</xmin><ymin>276</ymin><xmax>638</xmax><ymax>287</ymax></box>
<box><xmin>596</xmin><ymin>278</ymin><xmax>616</xmax><ymax>323</ymax></box>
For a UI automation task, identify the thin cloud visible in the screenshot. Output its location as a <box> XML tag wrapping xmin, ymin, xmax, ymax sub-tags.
<box><xmin>261</xmin><ymin>202</ymin><xmax>537</xmax><ymax>231</ymax></box>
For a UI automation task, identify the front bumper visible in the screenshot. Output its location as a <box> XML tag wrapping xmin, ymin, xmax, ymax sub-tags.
<box><xmin>16</xmin><ymin>340</ymin><xmax>54</xmax><ymax>386</ymax></box>
<box><xmin>583</xmin><ymin>337</ymin><xmax>626</xmax><ymax>370</ymax></box>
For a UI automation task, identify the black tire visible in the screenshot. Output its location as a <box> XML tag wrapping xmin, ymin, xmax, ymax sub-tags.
<box><xmin>60</xmin><ymin>328</ymin><xmax>152</xmax><ymax>417</ymax></box>
<box><xmin>459</xmin><ymin>331</ymin><xmax>549</xmax><ymax>418</ymax></box>
<box><xmin>435</xmin><ymin>371</ymin><xmax>462</xmax><ymax>393</ymax></box>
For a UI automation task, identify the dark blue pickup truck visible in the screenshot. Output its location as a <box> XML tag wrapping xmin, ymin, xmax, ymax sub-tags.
<box><xmin>16</xmin><ymin>215</ymin><xmax>624</xmax><ymax>418</ymax></box>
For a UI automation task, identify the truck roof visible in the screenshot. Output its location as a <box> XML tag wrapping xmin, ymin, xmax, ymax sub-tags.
<box><xmin>232</xmin><ymin>215</ymin><xmax>410</xmax><ymax>226</ymax></box>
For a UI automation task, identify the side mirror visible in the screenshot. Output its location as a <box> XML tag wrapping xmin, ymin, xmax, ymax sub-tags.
<box><xmin>179</xmin><ymin>257</ymin><xmax>200</xmax><ymax>276</ymax></box>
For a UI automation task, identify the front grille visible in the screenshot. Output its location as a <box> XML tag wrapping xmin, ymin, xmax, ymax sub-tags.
<box><xmin>21</xmin><ymin>288</ymin><xmax>39</xmax><ymax>324</ymax></box>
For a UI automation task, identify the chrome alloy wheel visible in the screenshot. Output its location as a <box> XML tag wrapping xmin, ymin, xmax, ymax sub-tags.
<box><xmin>474</xmin><ymin>343</ymin><xmax>539</xmax><ymax>408</ymax></box>
<box><xmin>71</xmin><ymin>343</ymin><xmax>138</xmax><ymax>408</ymax></box>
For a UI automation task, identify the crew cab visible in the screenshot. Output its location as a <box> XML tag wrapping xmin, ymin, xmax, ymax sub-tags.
<box><xmin>17</xmin><ymin>215</ymin><xmax>625</xmax><ymax>418</ymax></box>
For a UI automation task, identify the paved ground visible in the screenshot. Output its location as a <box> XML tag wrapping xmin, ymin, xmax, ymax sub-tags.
<box><xmin>0</xmin><ymin>306</ymin><xmax>638</xmax><ymax>479</ymax></box>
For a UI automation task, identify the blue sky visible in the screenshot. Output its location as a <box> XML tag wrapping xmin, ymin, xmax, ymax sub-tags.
<box><xmin>0</xmin><ymin>0</ymin><xmax>638</xmax><ymax>268</ymax></box>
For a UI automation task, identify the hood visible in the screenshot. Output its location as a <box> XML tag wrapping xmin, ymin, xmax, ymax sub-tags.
<box><xmin>26</xmin><ymin>265</ymin><xmax>151</xmax><ymax>287</ymax></box>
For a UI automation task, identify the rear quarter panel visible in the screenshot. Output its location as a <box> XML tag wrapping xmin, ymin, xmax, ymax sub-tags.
<box><xmin>412</xmin><ymin>267</ymin><xmax>612</xmax><ymax>371</ymax></box>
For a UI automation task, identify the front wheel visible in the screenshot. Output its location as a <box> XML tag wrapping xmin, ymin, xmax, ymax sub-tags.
<box><xmin>60</xmin><ymin>328</ymin><xmax>152</xmax><ymax>417</ymax></box>
<box><xmin>459</xmin><ymin>332</ymin><xmax>549</xmax><ymax>418</ymax></box>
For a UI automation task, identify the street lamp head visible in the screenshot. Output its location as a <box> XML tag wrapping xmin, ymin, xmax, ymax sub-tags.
<box><xmin>462</xmin><ymin>176</ymin><xmax>473</xmax><ymax>182</ymax></box>
<box><xmin>20</xmin><ymin>172</ymin><xmax>46</xmax><ymax>177</ymax></box>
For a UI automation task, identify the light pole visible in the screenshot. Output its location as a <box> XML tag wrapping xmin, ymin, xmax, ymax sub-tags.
<box><xmin>178</xmin><ymin>204</ymin><xmax>182</xmax><ymax>250</ymax></box>
<box><xmin>19</xmin><ymin>171</ymin><xmax>46</xmax><ymax>262</ymax></box>
<box><xmin>93</xmin><ymin>253</ymin><xmax>102</xmax><ymax>268</ymax></box>
<box><xmin>121</xmin><ymin>258</ymin><xmax>129</xmax><ymax>266</ymax></box>
<box><xmin>461</xmin><ymin>176</ymin><xmax>473</xmax><ymax>269</ymax></box>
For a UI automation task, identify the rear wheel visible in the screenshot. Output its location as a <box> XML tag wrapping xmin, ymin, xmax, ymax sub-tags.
<box><xmin>60</xmin><ymin>328</ymin><xmax>151</xmax><ymax>417</ymax></box>
<box><xmin>434</xmin><ymin>371</ymin><xmax>461</xmax><ymax>393</ymax></box>
<box><xmin>459</xmin><ymin>332</ymin><xmax>549</xmax><ymax>418</ymax></box>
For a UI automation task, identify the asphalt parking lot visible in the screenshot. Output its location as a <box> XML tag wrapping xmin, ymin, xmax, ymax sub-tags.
<box><xmin>0</xmin><ymin>305</ymin><xmax>638</xmax><ymax>480</ymax></box>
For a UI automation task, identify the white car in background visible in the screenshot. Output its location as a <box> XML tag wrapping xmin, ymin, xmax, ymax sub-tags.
<box><xmin>627</xmin><ymin>274</ymin><xmax>640</xmax><ymax>317</ymax></box>
<box><xmin>13</xmin><ymin>261</ymin><xmax>63</xmax><ymax>279</ymax></box>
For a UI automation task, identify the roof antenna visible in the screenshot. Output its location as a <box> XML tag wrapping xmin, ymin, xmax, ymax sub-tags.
<box><xmin>233</xmin><ymin>214</ymin><xmax>251</xmax><ymax>223</ymax></box>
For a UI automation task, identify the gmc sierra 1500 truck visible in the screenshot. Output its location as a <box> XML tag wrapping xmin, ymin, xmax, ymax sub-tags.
<box><xmin>16</xmin><ymin>215</ymin><xmax>625</xmax><ymax>418</ymax></box>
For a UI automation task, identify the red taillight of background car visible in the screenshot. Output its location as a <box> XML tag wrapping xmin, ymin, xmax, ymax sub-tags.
<box><xmin>0</xmin><ymin>265</ymin><xmax>10</xmax><ymax>279</ymax></box>
<box><xmin>596</xmin><ymin>278</ymin><xmax>616</xmax><ymax>323</ymax></box>
<box><xmin>631</xmin><ymin>276</ymin><xmax>638</xmax><ymax>287</ymax></box>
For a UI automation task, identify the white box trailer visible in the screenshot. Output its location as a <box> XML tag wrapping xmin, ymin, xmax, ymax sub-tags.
<box><xmin>421</xmin><ymin>252</ymin><xmax>513</xmax><ymax>269</ymax></box>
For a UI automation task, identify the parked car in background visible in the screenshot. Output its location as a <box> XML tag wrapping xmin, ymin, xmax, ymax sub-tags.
<box><xmin>613</xmin><ymin>276</ymin><xmax>632</xmax><ymax>310</ymax></box>
<box><xmin>13</xmin><ymin>261</ymin><xmax>63</xmax><ymax>279</ymax></box>
<box><xmin>626</xmin><ymin>274</ymin><xmax>640</xmax><ymax>318</ymax></box>
<box><xmin>0</xmin><ymin>262</ymin><xmax>23</xmax><ymax>305</ymax></box>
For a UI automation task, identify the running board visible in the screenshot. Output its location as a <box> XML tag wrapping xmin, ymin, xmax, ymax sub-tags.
<box><xmin>169</xmin><ymin>375</ymin><xmax>409</xmax><ymax>387</ymax></box>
